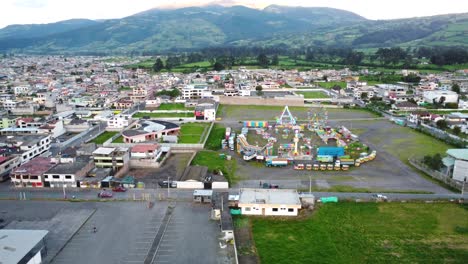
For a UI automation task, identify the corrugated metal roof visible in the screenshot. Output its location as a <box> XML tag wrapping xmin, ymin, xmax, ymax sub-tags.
<box><xmin>446</xmin><ymin>149</ymin><xmax>468</xmax><ymax>160</ymax></box>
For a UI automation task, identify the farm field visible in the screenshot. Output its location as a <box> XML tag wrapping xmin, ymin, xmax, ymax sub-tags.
<box><xmin>296</xmin><ymin>91</ymin><xmax>330</xmax><ymax>99</ymax></box>
<box><xmin>250</xmin><ymin>203</ymin><xmax>468</xmax><ymax>264</ymax></box>
<box><xmin>90</xmin><ymin>131</ymin><xmax>118</xmax><ymax>144</ymax></box>
<box><xmin>178</xmin><ymin>122</ymin><xmax>211</xmax><ymax>144</ymax></box>
<box><xmin>132</xmin><ymin>112</ymin><xmax>194</xmax><ymax>118</ymax></box>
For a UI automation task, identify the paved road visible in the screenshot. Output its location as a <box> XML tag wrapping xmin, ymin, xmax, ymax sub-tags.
<box><xmin>0</xmin><ymin>187</ymin><xmax>466</xmax><ymax>201</ymax></box>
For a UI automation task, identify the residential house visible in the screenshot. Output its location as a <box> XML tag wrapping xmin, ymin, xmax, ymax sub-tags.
<box><xmin>0</xmin><ymin>134</ymin><xmax>52</xmax><ymax>164</ymax></box>
<box><xmin>107</xmin><ymin>115</ymin><xmax>132</xmax><ymax>130</ymax></box>
<box><xmin>131</xmin><ymin>144</ymin><xmax>163</xmax><ymax>161</ymax></box>
<box><xmin>376</xmin><ymin>84</ymin><xmax>408</xmax><ymax>98</ymax></box>
<box><xmin>43</xmin><ymin>156</ymin><xmax>94</xmax><ymax>188</ymax></box>
<box><xmin>0</xmin><ymin>156</ymin><xmax>21</xmax><ymax>182</ymax></box>
<box><xmin>238</xmin><ymin>188</ymin><xmax>302</xmax><ymax>216</ymax></box>
<box><xmin>11</xmin><ymin>157</ymin><xmax>57</xmax><ymax>187</ymax></box>
<box><xmin>392</xmin><ymin>102</ymin><xmax>422</xmax><ymax>111</ymax></box>
<box><xmin>194</xmin><ymin>100</ymin><xmax>217</xmax><ymax>121</ymax></box>
<box><xmin>92</xmin><ymin>147</ymin><xmax>130</xmax><ymax>171</ymax></box>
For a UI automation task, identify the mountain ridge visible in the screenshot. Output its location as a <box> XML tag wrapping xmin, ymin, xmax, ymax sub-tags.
<box><xmin>0</xmin><ymin>5</ymin><xmax>466</xmax><ymax>54</ymax></box>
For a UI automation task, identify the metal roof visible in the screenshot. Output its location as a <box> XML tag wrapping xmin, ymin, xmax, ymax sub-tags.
<box><xmin>0</xmin><ymin>229</ymin><xmax>48</xmax><ymax>264</ymax></box>
<box><xmin>446</xmin><ymin>149</ymin><xmax>468</xmax><ymax>161</ymax></box>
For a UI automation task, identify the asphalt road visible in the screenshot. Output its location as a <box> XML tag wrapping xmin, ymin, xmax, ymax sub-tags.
<box><xmin>0</xmin><ymin>187</ymin><xmax>466</xmax><ymax>202</ymax></box>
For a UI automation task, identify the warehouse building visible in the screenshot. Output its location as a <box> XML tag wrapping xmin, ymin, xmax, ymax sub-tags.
<box><xmin>238</xmin><ymin>188</ymin><xmax>301</xmax><ymax>216</ymax></box>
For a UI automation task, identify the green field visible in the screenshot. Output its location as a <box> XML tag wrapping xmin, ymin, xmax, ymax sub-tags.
<box><xmin>178</xmin><ymin>123</ymin><xmax>210</xmax><ymax>144</ymax></box>
<box><xmin>157</xmin><ymin>103</ymin><xmax>191</xmax><ymax>110</ymax></box>
<box><xmin>296</xmin><ymin>91</ymin><xmax>330</xmax><ymax>99</ymax></box>
<box><xmin>113</xmin><ymin>135</ymin><xmax>124</xmax><ymax>143</ymax></box>
<box><xmin>132</xmin><ymin>112</ymin><xmax>194</xmax><ymax>118</ymax></box>
<box><xmin>91</xmin><ymin>131</ymin><xmax>118</xmax><ymax>144</ymax></box>
<box><xmin>379</xmin><ymin>127</ymin><xmax>452</xmax><ymax>163</ymax></box>
<box><xmin>205</xmin><ymin>123</ymin><xmax>226</xmax><ymax>150</ymax></box>
<box><xmin>315</xmin><ymin>81</ymin><xmax>347</xmax><ymax>89</ymax></box>
<box><xmin>250</xmin><ymin>203</ymin><xmax>468</xmax><ymax>264</ymax></box>
<box><xmin>191</xmin><ymin>150</ymin><xmax>238</xmax><ymax>184</ymax></box>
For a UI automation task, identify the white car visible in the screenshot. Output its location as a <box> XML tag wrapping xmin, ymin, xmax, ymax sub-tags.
<box><xmin>372</xmin><ymin>194</ymin><xmax>388</xmax><ymax>200</ymax></box>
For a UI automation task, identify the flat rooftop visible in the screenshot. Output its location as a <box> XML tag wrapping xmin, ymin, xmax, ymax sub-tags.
<box><xmin>239</xmin><ymin>188</ymin><xmax>301</xmax><ymax>206</ymax></box>
<box><xmin>0</xmin><ymin>229</ymin><xmax>48</xmax><ymax>264</ymax></box>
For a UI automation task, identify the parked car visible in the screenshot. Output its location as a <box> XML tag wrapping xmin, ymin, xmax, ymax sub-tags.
<box><xmin>372</xmin><ymin>194</ymin><xmax>388</xmax><ymax>200</ymax></box>
<box><xmin>98</xmin><ymin>190</ymin><xmax>113</xmax><ymax>198</ymax></box>
<box><xmin>158</xmin><ymin>181</ymin><xmax>177</xmax><ymax>188</ymax></box>
<box><xmin>112</xmin><ymin>186</ymin><xmax>127</xmax><ymax>192</ymax></box>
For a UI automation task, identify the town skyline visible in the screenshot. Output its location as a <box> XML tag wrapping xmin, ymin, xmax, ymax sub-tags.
<box><xmin>2</xmin><ymin>0</ymin><xmax>468</xmax><ymax>29</ymax></box>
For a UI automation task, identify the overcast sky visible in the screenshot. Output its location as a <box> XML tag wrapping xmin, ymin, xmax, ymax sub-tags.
<box><xmin>1</xmin><ymin>0</ymin><xmax>467</xmax><ymax>29</ymax></box>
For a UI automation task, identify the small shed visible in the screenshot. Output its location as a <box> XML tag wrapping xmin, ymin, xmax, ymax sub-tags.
<box><xmin>193</xmin><ymin>189</ymin><xmax>213</xmax><ymax>203</ymax></box>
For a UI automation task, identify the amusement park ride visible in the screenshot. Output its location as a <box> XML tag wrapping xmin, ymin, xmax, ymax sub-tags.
<box><xmin>227</xmin><ymin>106</ymin><xmax>376</xmax><ymax>170</ymax></box>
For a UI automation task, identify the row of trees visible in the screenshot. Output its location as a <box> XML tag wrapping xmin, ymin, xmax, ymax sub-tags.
<box><xmin>147</xmin><ymin>45</ymin><xmax>468</xmax><ymax>72</ymax></box>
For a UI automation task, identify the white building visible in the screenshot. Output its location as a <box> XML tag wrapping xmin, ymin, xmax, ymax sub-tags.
<box><xmin>14</xmin><ymin>85</ymin><xmax>30</xmax><ymax>95</ymax></box>
<box><xmin>2</xmin><ymin>99</ymin><xmax>17</xmax><ymax>110</ymax></box>
<box><xmin>0</xmin><ymin>229</ymin><xmax>49</xmax><ymax>264</ymax></box>
<box><xmin>181</xmin><ymin>83</ymin><xmax>209</xmax><ymax>100</ymax></box>
<box><xmin>376</xmin><ymin>84</ymin><xmax>408</xmax><ymax>97</ymax></box>
<box><xmin>238</xmin><ymin>188</ymin><xmax>302</xmax><ymax>216</ymax></box>
<box><xmin>107</xmin><ymin>115</ymin><xmax>132</xmax><ymax>130</ymax></box>
<box><xmin>423</xmin><ymin>90</ymin><xmax>459</xmax><ymax>105</ymax></box>
<box><xmin>445</xmin><ymin>149</ymin><xmax>468</xmax><ymax>182</ymax></box>
<box><xmin>458</xmin><ymin>100</ymin><xmax>468</xmax><ymax>110</ymax></box>
<box><xmin>0</xmin><ymin>134</ymin><xmax>52</xmax><ymax>164</ymax></box>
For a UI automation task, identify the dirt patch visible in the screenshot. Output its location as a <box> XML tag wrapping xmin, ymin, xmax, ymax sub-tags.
<box><xmin>234</xmin><ymin>217</ymin><xmax>259</xmax><ymax>264</ymax></box>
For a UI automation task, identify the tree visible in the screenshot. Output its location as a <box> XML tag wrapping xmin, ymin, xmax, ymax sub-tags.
<box><xmin>436</xmin><ymin>119</ymin><xmax>448</xmax><ymax>130</ymax></box>
<box><xmin>213</xmin><ymin>62</ymin><xmax>224</xmax><ymax>71</ymax></box>
<box><xmin>360</xmin><ymin>92</ymin><xmax>368</xmax><ymax>100</ymax></box>
<box><xmin>255</xmin><ymin>85</ymin><xmax>263</xmax><ymax>96</ymax></box>
<box><xmin>271</xmin><ymin>55</ymin><xmax>279</xmax><ymax>66</ymax></box>
<box><xmin>430</xmin><ymin>154</ymin><xmax>443</xmax><ymax>171</ymax></box>
<box><xmin>439</xmin><ymin>96</ymin><xmax>446</xmax><ymax>105</ymax></box>
<box><xmin>257</xmin><ymin>54</ymin><xmax>269</xmax><ymax>68</ymax></box>
<box><xmin>452</xmin><ymin>83</ymin><xmax>460</xmax><ymax>94</ymax></box>
<box><xmin>152</xmin><ymin>58</ymin><xmax>164</xmax><ymax>72</ymax></box>
<box><xmin>453</xmin><ymin>126</ymin><xmax>461</xmax><ymax>135</ymax></box>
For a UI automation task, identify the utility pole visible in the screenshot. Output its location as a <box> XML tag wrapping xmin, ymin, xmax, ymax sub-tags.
<box><xmin>309</xmin><ymin>175</ymin><xmax>312</xmax><ymax>193</ymax></box>
<box><xmin>167</xmin><ymin>176</ymin><xmax>170</xmax><ymax>198</ymax></box>
<box><xmin>62</xmin><ymin>182</ymin><xmax>66</xmax><ymax>199</ymax></box>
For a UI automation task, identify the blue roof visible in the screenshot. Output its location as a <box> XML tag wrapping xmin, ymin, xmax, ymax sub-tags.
<box><xmin>446</xmin><ymin>149</ymin><xmax>468</xmax><ymax>160</ymax></box>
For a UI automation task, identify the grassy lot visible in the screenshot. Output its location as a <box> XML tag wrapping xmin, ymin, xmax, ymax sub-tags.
<box><xmin>113</xmin><ymin>135</ymin><xmax>124</xmax><ymax>143</ymax></box>
<box><xmin>205</xmin><ymin>123</ymin><xmax>226</xmax><ymax>150</ymax></box>
<box><xmin>157</xmin><ymin>103</ymin><xmax>192</xmax><ymax>110</ymax></box>
<box><xmin>91</xmin><ymin>131</ymin><xmax>118</xmax><ymax>144</ymax></box>
<box><xmin>178</xmin><ymin>123</ymin><xmax>210</xmax><ymax>144</ymax></box>
<box><xmin>300</xmin><ymin>185</ymin><xmax>433</xmax><ymax>194</ymax></box>
<box><xmin>132</xmin><ymin>112</ymin><xmax>194</xmax><ymax>118</ymax></box>
<box><xmin>314</xmin><ymin>81</ymin><xmax>347</xmax><ymax>89</ymax></box>
<box><xmin>251</xmin><ymin>203</ymin><xmax>468</xmax><ymax>264</ymax></box>
<box><xmin>191</xmin><ymin>150</ymin><xmax>238</xmax><ymax>185</ymax></box>
<box><xmin>380</xmin><ymin>127</ymin><xmax>452</xmax><ymax>163</ymax></box>
<box><xmin>296</xmin><ymin>91</ymin><xmax>330</xmax><ymax>99</ymax></box>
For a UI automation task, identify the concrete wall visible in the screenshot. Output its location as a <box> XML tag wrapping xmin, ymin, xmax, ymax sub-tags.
<box><xmin>219</xmin><ymin>96</ymin><xmax>304</xmax><ymax>107</ymax></box>
<box><xmin>176</xmin><ymin>181</ymin><xmax>204</xmax><ymax>189</ymax></box>
<box><xmin>212</xmin><ymin>182</ymin><xmax>229</xmax><ymax>189</ymax></box>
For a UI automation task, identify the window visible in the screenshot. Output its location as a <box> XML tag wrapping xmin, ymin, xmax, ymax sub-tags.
<box><xmin>30</xmin><ymin>176</ymin><xmax>38</xmax><ymax>180</ymax></box>
<box><xmin>288</xmin><ymin>208</ymin><xmax>294</xmax><ymax>212</ymax></box>
<box><xmin>244</xmin><ymin>207</ymin><xmax>251</xmax><ymax>212</ymax></box>
<box><xmin>272</xmin><ymin>208</ymin><xmax>278</xmax><ymax>212</ymax></box>
<box><xmin>52</xmin><ymin>175</ymin><xmax>60</xmax><ymax>179</ymax></box>
<box><xmin>65</xmin><ymin>175</ymin><xmax>72</xmax><ymax>179</ymax></box>
<box><xmin>44</xmin><ymin>175</ymin><xmax>49</xmax><ymax>179</ymax></box>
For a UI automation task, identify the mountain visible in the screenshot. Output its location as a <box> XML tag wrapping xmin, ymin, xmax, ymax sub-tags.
<box><xmin>0</xmin><ymin>19</ymin><xmax>100</xmax><ymax>40</ymax></box>
<box><xmin>0</xmin><ymin>5</ymin><xmax>466</xmax><ymax>54</ymax></box>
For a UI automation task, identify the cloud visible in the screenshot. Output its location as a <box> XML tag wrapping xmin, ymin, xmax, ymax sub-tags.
<box><xmin>14</xmin><ymin>0</ymin><xmax>48</xmax><ymax>8</ymax></box>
